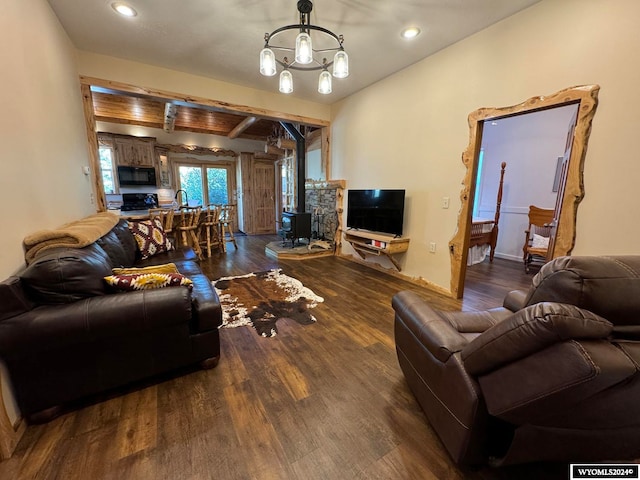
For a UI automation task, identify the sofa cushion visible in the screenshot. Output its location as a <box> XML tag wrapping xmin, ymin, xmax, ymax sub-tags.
<box><xmin>20</xmin><ymin>243</ymin><xmax>113</xmax><ymax>304</ymax></box>
<box><xmin>95</xmin><ymin>222</ymin><xmax>136</xmax><ymax>267</ymax></box>
<box><xmin>134</xmin><ymin>247</ymin><xmax>197</xmax><ymax>267</ymax></box>
<box><xmin>112</xmin><ymin>219</ymin><xmax>138</xmax><ymax>264</ymax></box>
<box><xmin>0</xmin><ymin>277</ymin><xmax>33</xmax><ymax>321</ymax></box>
<box><xmin>128</xmin><ymin>218</ymin><xmax>173</xmax><ymax>260</ymax></box>
<box><xmin>104</xmin><ymin>273</ymin><xmax>193</xmax><ymax>291</ymax></box>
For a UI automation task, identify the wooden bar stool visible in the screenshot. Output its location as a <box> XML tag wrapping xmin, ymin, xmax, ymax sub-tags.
<box><xmin>175</xmin><ymin>206</ymin><xmax>203</xmax><ymax>259</ymax></box>
<box><xmin>219</xmin><ymin>204</ymin><xmax>238</xmax><ymax>251</ymax></box>
<box><xmin>198</xmin><ymin>204</ymin><xmax>223</xmax><ymax>257</ymax></box>
<box><xmin>148</xmin><ymin>207</ymin><xmax>175</xmax><ymax>246</ymax></box>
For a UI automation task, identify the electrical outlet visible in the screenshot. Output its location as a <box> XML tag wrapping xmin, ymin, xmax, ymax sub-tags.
<box><xmin>429</xmin><ymin>242</ymin><xmax>436</xmax><ymax>253</ymax></box>
<box><xmin>442</xmin><ymin>196</ymin><xmax>450</xmax><ymax>209</ymax></box>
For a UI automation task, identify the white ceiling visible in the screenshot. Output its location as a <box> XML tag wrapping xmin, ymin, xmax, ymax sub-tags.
<box><xmin>48</xmin><ymin>0</ymin><xmax>541</xmax><ymax>104</ymax></box>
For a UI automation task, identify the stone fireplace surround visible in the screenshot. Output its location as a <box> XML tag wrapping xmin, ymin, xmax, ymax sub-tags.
<box><xmin>304</xmin><ymin>180</ymin><xmax>345</xmax><ymax>245</ymax></box>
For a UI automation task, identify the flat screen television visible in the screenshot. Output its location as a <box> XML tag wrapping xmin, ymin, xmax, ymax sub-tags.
<box><xmin>347</xmin><ymin>189</ymin><xmax>405</xmax><ymax>236</ymax></box>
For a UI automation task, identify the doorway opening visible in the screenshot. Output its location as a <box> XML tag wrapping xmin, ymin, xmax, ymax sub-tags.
<box><xmin>449</xmin><ymin>85</ymin><xmax>600</xmax><ymax>299</ymax></box>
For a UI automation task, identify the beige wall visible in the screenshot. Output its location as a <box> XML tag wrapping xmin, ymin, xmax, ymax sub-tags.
<box><xmin>0</xmin><ymin>0</ymin><xmax>95</xmax><ymax>432</ymax></box>
<box><xmin>331</xmin><ymin>0</ymin><xmax>640</xmax><ymax>291</ymax></box>
<box><xmin>0</xmin><ymin>0</ymin><xmax>95</xmax><ymax>280</ymax></box>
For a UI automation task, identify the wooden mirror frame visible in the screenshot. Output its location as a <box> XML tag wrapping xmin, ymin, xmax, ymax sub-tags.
<box><xmin>449</xmin><ymin>85</ymin><xmax>600</xmax><ymax>299</ymax></box>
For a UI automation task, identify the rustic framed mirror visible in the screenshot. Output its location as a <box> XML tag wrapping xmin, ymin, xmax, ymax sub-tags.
<box><xmin>449</xmin><ymin>85</ymin><xmax>600</xmax><ymax>299</ymax></box>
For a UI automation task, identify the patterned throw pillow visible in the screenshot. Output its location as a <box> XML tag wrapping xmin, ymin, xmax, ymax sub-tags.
<box><xmin>128</xmin><ymin>218</ymin><xmax>172</xmax><ymax>259</ymax></box>
<box><xmin>104</xmin><ymin>273</ymin><xmax>193</xmax><ymax>291</ymax></box>
<box><xmin>112</xmin><ymin>263</ymin><xmax>179</xmax><ymax>275</ymax></box>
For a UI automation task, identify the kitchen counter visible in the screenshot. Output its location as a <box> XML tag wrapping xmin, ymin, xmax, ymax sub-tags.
<box><xmin>119</xmin><ymin>210</ymin><xmax>151</xmax><ymax>219</ymax></box>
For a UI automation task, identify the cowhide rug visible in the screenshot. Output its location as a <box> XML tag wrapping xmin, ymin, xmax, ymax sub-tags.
<box><xmin>213</xmin><ymin>269</ymin><xmax>324</xmax><ymax>337</ymax></box>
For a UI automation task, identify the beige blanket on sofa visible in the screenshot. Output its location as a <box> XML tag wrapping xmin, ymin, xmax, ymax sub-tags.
<box><xmin>23</xmin><ymin>212</ymin><xmax>121</xmax><ymax>264</ymax></box>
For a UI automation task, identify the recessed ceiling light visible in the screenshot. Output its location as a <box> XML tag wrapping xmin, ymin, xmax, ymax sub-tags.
<box><xmin>111</xmin><ymin>2</ymin><xmax>137</xmax><ymax>17</ymax></box>
<box><xmin>401</xmin><ymin>27</ymin><xmax>421</xmax><ymax>40</ymax></box>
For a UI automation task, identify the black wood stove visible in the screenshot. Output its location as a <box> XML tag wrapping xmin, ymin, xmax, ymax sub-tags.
<box><xmin>280</xmin><ymin>212</ymin><xmax>312</xmax><ymax>247</ymax></box>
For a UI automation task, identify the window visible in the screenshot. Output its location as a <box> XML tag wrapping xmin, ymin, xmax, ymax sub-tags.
<box><xmin>206</xmin><ymin>167</ymin><xmax>229</xmax><ymax>205</ymax></box>
<box><xmin>174</xmin><ymin>159</ymin><xmax>234</xmax><ymax>207</ymax></box>
<box><xmin>99</xmin><ymin>145</ymin><xmax>116</xmax><ymax>194</ymax></box>
<box><xmin>472</xmin><ymin>148</ymin><xmax>484</xmax><ymax>219</ymax></box>
<box><xmin>177</xmin><ymin>165</ymin><xmax>204</xmax><ymax>206</ymax></box>
<box><xmin>281</xmin><ymin>154</ymin><xmax>295</xmax><ymax>213</ymax></box>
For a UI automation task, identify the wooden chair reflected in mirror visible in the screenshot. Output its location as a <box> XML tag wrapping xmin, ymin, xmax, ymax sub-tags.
<box><xmin>523</xmin><ymin>205</ymin><xmax>555</xmax><ymax>273</ymax></box>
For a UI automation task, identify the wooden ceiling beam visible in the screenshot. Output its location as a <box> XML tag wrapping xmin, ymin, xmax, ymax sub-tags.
<box><xmin>227</xmin><ymin>116</ymin><xmax>257</xmax><ymax>139</ymax></box>
<box><xmin>265</xmin><ymin>144</ymin><xmax>285</xmax><ymax>156</ymax></box>
<box><xmin>277</xmin><ymin>137</ymin><xmax>297</xmax><ymax>150</ymax></box>
<box><xmin>94</xmin><ymin>116</ymin><xmax>163</xmax><ymax>130</ymax></box>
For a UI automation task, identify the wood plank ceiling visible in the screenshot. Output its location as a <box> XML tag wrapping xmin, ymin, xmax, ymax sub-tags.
<box><xmin>92</xmin><ymin>91</ymin><xmax>278</xmax><ymax>142</ymax></box>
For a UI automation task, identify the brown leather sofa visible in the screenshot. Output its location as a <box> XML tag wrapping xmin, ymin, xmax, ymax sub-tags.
<box><xmin>393</xmin><ymin>255</ymin><xmax>640</xmax><ymax>466</ymax></box>
<box><xmin>0</xmin><ymin>218</ymin><xmax>221</xmax><ymax>422</ymax></box>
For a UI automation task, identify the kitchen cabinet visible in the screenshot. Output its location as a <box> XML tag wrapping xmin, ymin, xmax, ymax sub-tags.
<box><xmin>114</xmin><ymin>137</ymin><xmax>155</xmax><ymax>166</ymax></box>
<box><xmin>156</xmin><ymin>150</ymin><xmax>172</xmax><ymax>188</ymax></box>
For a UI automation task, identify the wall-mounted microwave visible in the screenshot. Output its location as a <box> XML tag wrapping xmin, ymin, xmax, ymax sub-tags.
<box><xmin>117</xmin><ymin>166</ymin><xmax>157</xmax><ymax>186</ymax></box>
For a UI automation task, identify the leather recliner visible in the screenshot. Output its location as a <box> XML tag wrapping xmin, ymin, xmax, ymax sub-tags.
<box><xmin>393</xmin><ymin>255</ymin><xmax>640</xmax><ymax>466</ymax></box>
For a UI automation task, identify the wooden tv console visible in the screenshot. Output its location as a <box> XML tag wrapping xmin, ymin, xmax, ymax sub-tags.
<box><xmin>344</xmin><ymin>230</ymin><xmax>410</xmax><ymax>271</ymax></box>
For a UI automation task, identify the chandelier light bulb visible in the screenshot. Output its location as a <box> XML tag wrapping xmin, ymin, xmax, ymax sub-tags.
<box><xmin>279</xmin><ymin>70</ymin><xmax>293</xmax><ymax>94</ymax></box>
<box><xmin>295</xmin><ymin>32</ymin><xmax>313</xmax><ymax>64</ymax></box>
<box><xmin>318</xmin><ymin>70</ymin><xmax>332</xmax><ymax>94</ymax></box>
<box><xmin>333</xmin><ymin>50</ymin><xmax>349</xmax><ymax>78</ymax></box>
<box><xmin>260</xmin><ymin>48</ymin><xmax>276</xmax><ymax>76</ymax></box>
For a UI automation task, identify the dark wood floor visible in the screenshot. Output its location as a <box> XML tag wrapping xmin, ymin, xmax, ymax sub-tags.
<box><xmin>0</xmin><ymin>236</ymin><xmax>566</xmax><ymax>479</ymax></box>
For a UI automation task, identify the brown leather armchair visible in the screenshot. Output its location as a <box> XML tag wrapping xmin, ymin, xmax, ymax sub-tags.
<box><xmin>393</xmin><ymin>256</ymin><xmax>640</xmax><ymax>466</ymax></box>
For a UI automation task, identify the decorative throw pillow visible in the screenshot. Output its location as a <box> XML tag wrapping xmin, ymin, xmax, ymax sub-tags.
<box><xmin>531</xmin><ymin>233</ymin><xmax>550</xmax><ymax>249</ymax></box>
<box><xmin>112</xmin><ymin>263</ymin><xmax>179</xmax><ymax>275</ymax></box>
<box><xmin>104</xmin><ymin>273</ymin><xmax>192</xmax><ymax>291</ymax></box>
<box><xmin>128</xmin><ymin>218</ymin><xmax>173</xmax><ymax>259</ymax></box>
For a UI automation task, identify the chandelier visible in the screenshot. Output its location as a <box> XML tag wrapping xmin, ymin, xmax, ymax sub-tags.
<box><xmin>259</xmin><ymin>0</ymin><xmax>349</xmax><ymax>95</ymax></box>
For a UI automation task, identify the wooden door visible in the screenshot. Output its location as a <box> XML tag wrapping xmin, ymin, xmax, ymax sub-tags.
<box><xmin>253</xmin><ymin>161</ymin><xmax>276</xmax><ymax>234</ymax></box>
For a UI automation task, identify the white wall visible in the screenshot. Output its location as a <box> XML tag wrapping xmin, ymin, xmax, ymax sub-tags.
<box><xmin>477</xmin><ymin>105</ymin><xmax>578</xmax><ymax>261</ymax></box>
<box><xmin>331</xmin><ymin>0</ymin><xmax>640</xmax><ymax>291</ymax></box>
